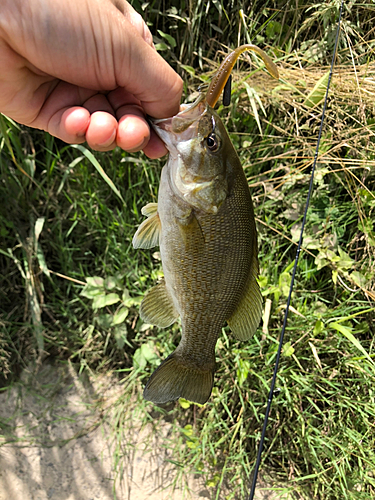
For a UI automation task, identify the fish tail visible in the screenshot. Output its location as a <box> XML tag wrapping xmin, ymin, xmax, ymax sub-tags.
<box><xmin>143</xmin><ymin>353</ymin><xmax>214</xmax><ymax>405</ymax></box>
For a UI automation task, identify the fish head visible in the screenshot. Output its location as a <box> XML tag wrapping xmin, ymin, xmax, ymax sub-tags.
<box><xmin>150</xmin><ymin>44</ymin><xmax>279</xmax><ymax>216</ymax></box>
<box><xmin>151</xmin><ymin>95</ymin><xmax>233</xmax><ymax>215</ymax></box>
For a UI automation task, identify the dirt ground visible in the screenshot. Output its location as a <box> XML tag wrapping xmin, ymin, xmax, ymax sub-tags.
<box><xmin>0</xmin><ymin>361</ymin><xmax>284</xmax><ymax>500</ymax></box>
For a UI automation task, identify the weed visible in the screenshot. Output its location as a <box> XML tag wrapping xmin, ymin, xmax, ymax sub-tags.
<box><xmin>1</xmin><ymin>2</ymin><xmax>375</xmax><ymax>500</ymax></box>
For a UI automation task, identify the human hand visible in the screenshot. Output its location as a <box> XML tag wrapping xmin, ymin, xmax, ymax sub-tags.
<box><xmin>0</xmin><ymin>0</ymin><xmax>183</xmax><ymax>158</ymax></box>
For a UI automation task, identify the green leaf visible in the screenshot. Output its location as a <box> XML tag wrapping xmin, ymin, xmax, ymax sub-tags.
<box><xmin>210</xmin><ymin>23</ymin><xmax>223</xmax><ymax>34</ymax></box>
<box><xmin>304</xmin><ymin>236</ymin><xmax>320</xmax><ymax>249</ymax></box>
<box><xmin>337</xmin><ymin>247</ymin><xmax>354</xmax><ymax>270</ymax></box>
<box><xmin>142</xmin><ymin>343</ymin><xmax>158</xmax><ymax>363</ymax></box>
<box><xmin>86</xmin><ymin>276</ymin><xmax>104</xmax><ymax>288</ymax></box>
<box><xmin>304</xmin><ymin>71</ymin><xmax>329</xmax><ymax>108</ymax></box>
<box><xmin>237</xmin><ymin>359</ymin><xmax>250</xmax><ymax>387</ymax></box>
<box><xmin>244</xmin><ymin>82</ymin><xmax>265</xmax><ymax>136</ymax></box>
<box><xmin>313</xmin><ymin>320</ymin><xmax>324</xmax><ymax>335</ymax></box>
<box><xmin>332</xmin><ymin>269</ymin><xmax>338</xmax><ymax>285</ymax></box>
<box><xmin>358</xmin><ymin>218</ymin><xmax>373</xmax><ymax>234</ymax></box>
<box><xmin>157</xmin><ymin>30</ymin><xmax>176</xmax><ymax>47</ymax></box>
<box><xmin>180</xmin><ymin>65</ymin><xmax>195</xmax><ymax>76</ymax></box>
<box><xmin>283</xmin><ymin>341</ymin><xmax>295</xmax><ymax>357</ymax></box>
<box><xmin>133</xmin><ymin>342</ymin><xmax>159</xmax><ymax>369</ymax></box>
<box><xmin>139</xmin><ymin>322</ymin><xmax>152</xmax><ymax>332</ymax></box>
<box><xmin>265</xmin><ymin>20</ymin><xmax>282</xmax><ymax>39</ymax></box>
<box><xmin>122</xmin><ymin>290</ymin><xmax>142</xmax><ymax>307</ymax></box>
<box><xmin>80</xmin><ymin>286</ymin><xmax>104</xmax><ymax>299</ymax></box>
<box><xmin>113</xmin><ymin>324</ymin><xmax>127</xmax><ymax>349</ymax></box>
<box><xmin>96</xmin><ymin>314</ymin><xmax>113</xmax><ymax>329</ymax></box>
<box><xmin>122</xmin><ymin>288</ymin><xmax>131</xmax><ymax>304</ymax></box>
<box><xmin>315</xmin><ymin>252</ymin><xmax>328</xmax><ymax>270</ymax></box>
<box><xmin>186</xmin><ymin>440</ymin><xmax>199</xmax><ymax>449</ymax></box>
<box><xmin>179</xmin><ymin>398</ymin><xmax>191</xmax><ymax>409</ymax></box>
<box><xmin>154</xmin><ymin>43</ymin><xmax>169</xmax><ymax>51</ymax></box>
<box><xmin>23</xmin><ymin>156</ymin><xmax>36</xmax><ymax>178</ymax></box>
<box><xmin>36</xmin><ymin>242</ymin><xmax>50</xmax><ymax>278</ymax></box>
<box><xmin>104</xmin><ymin>276</ymin><xmax>118</xmax><ymax>290</ymax></box>
<box><xmin>330</xmin><ymin>322</ymin><xmax>374</xmax><ymax>365</ymax></box>
<box><xmin>70</xmin><ymin>145</ymin><xmax>125</xmax><ymax>203</ymax></box>
<box><xmin>34</xmin><ymin>217</ymin><xmax>45</xmax><ymax>243</ymax></box>
<box><xmin>206</xmin><ymin>474</ymin><xmax>220</xmax><ymax>487</ymax></box>
<box><xmin>112</xmin><ymin>307</ymin><xmax>129</xmax><ymax>325</ymax></box>
<box><xmin>279</xmin><ymin>271</ymin><xmax>292</xmax><ymax>296</ymax></box>
<box><xmin>183</xmin><ymin>424</ymin><xmax>193</xmax><ymax>437</ymax></box>
<box><xmin>290</xmin><ymin>223</ymin><xmax>302</xmax><ymax>243</ymax></box>
<box><xmin>92</xmin><ymin>293</ymin><xmax>120</xmax><ymax>309</ymax></box>
<box><xmin>133</xmin><ymin>347</ymin><xmax>146</xmax><ymax>369</ymax></box>
<box><xmin>351</xmin><ymin>271</ymin><xmax>367</xmax><ymax>287</ymax></box>
<box><xmin>326</xmin><ymin>249</ymin><xmax>340</xmax><ymax>263</ymax></box>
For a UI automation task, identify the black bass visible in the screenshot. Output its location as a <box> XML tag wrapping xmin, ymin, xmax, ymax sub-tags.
<box><xmin>133</xmin><ymin>45</ymin><xmax>279</xmax><ymax>405</ymax></box>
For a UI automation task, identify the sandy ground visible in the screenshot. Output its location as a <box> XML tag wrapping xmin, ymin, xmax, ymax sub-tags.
<box><xmin>0</xmin><ymin>362</ymin><xmax>283</xmax><ymax>500</ymax></box>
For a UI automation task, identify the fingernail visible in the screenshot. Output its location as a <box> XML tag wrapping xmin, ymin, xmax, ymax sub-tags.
<box><xmin>127</xmin><ymin>136</ymin><xmax>148</xmax><ymax>152</ymax></box>
<box><xmin>97</xmin><ymin>129</ymin><xmax>117</xmax><ymax>147</ymax></box>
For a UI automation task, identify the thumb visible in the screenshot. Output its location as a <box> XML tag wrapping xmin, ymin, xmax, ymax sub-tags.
<box><xmin>114</xmin><ymin>33</ymin><xmax>183</xmax><ymax>118</ymax></box>
<box><xmin>1</xmin><ymin>0</ymin><xmax>182</xmax><ymax>118</ymax></box>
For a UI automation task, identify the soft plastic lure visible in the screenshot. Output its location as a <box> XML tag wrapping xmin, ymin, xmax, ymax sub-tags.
<box><xmin>206</xmin><ymin>44</ymin><xmax>279</xmax><ymax>107</ymax></box>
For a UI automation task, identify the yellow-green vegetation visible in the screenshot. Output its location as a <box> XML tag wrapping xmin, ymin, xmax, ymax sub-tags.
<box><xmin>1</xmin><ymin>1</ymin><xmax>375</xmax><ymax>499</ymax></box>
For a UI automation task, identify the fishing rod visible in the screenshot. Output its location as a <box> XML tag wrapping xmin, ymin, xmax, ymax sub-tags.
<box><xmin>247</xmin><ymin>2</ymin><xmax>344</xmax><ymax>498</ymax></box>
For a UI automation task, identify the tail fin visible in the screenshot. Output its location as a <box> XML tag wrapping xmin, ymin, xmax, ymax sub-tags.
<box><xmin>143</xmin><ymin>353</ymin><xmax>214</xmax><ymax>405</ymax></box>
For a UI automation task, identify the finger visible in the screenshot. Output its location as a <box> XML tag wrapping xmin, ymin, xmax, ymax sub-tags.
<box><xmin>142</xmin><ymin>129</ymin><xmax>168</xmax><ymax>159</ymax></box>
<box><xmin>118</xmin><ymin>41</ymin><xmax>183</xmax><ymax>119</ymax></box>
<box><xmin>85</xmin><ymin>111</ymin><xmax>118</xmax><ymax>151</ymax></box>
<box><xmin>2</xmin><ymin>0</ymin><xmax>182</xmax><ymax>120</ymax></box>
<box><xmin>51</xmin><ymin>107</ymin><xmax>118</xmax><ymax>151</ymax></box>
<box><xmin>82</xmin><ymin>93</ymin><xmax>115</xmax><ymax>115</ymax></box>
<box><xmin>82</xmin><ymin>94</ymin><xmax>118</xmax><ymax>149</ymax></box>
<box><xmin>107</xmin><ymin>86</ymin><xmax>142</xmax><ymax>111</ymax></box>
<box><xmin>114</xmin><ymin>98</ymin><xmax>168</xmax><ymax>156</ymax></box>
<box><xmin>115</xmin><ymin>0</ymin><xmax>154</xmax><ymax>47</ymax></box>
<box><xmin>60</xmin><ymin>106</ymin><xmax>90</xmax><ymax>142</ymax></box>
<box><xmin>116</xmin><ymin>105</ymin><xmax>150</xmax><ymax>152</ymax></box>
<box><xmin>33</xmin><ymin>81</ymin><xmax>96</xmax><ymax>138</ymax></box>
<box><xmin>33</xmin><ymin>81</ymin><xmax>119</xmax><ymax>149</ymax></box>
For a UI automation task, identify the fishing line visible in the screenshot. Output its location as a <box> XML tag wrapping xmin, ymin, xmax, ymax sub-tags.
<box><xmin>247</xmin><ymin>2</ymin><xmax>344</xmax><ymax>499</ymax></box>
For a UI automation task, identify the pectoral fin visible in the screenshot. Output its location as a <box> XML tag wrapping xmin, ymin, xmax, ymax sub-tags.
<box><xmin>227</xmin><ymin>253</ymin><xmax>262</xmax><ymax>341</ymax></box>
<box><xmin>132</xmin><ymin>203</ymin><xmax>161</xmax><ymax>249</ymax></box>
<box><xmin>176</xmin><ymin>210</ymin><xmax>205</xmax><ymax>253</ymax></box>
<box><xmin>140</xmin><ymin>280</ymin><xmax>179</xmax><ymax>328</ymax></box>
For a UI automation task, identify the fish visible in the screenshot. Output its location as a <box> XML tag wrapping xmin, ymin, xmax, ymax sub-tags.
<box><xmin>133</xmin><ymin>45</ymin><xmax>279</xmax><ymax>405</ymax></box>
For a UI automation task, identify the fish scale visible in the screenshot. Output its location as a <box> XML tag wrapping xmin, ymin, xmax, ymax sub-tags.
<box><xmin>133</xmin><ymin>107</ymin><xmax>260</xmax><ymax>405</ymax></box>
<box><xmin>132</xmin><ymin>44</ymin><xmax>278</xmax><ymax>405</ymax></box>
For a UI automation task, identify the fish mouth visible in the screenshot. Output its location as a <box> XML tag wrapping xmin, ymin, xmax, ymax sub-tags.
<box><xmin>152</xmin><ymin>92</ymin><xmax>206</xmax><ymax>126</ymax></box>
<box><xmin>149</xmin><ymin>93</ymin><xmax>207</xmax><ymax>148</ymax></box>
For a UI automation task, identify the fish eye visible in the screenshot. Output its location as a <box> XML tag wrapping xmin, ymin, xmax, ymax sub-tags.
<box><xmin>206</xmin><ymin>132</ymin><xmax>219</xmax><ymax>152</ymax></box>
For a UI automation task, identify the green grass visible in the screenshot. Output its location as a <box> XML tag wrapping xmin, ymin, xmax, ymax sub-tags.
<box><xmin>1</xmin><ymin>1</ymin><xmax>375</xmax><ymax>499</ymax></box>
